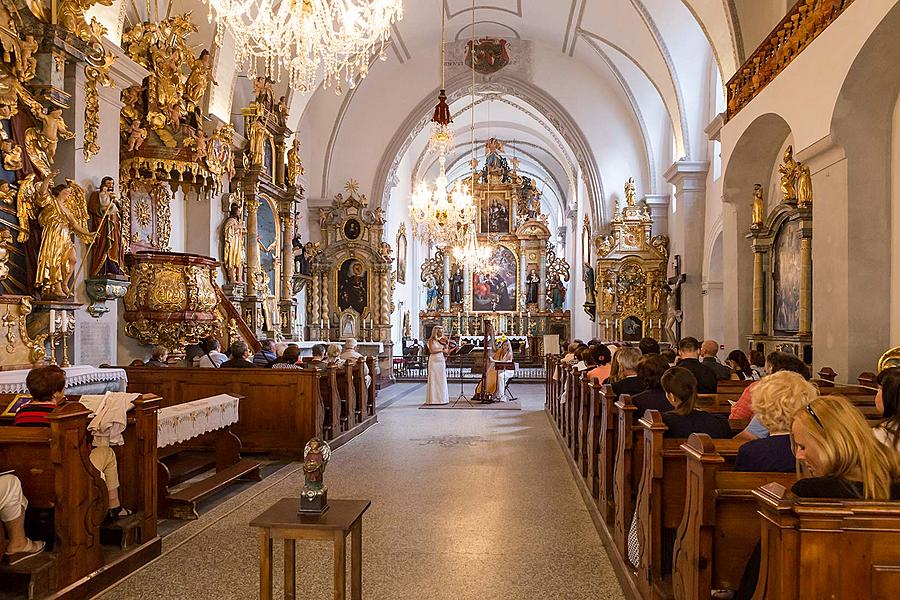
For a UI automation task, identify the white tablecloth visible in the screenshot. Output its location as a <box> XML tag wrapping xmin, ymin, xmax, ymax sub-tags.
<box><xmin>157</xmin><ymin>394</ymin><xmax>240</xmax><ymax>449</ymax></box>
<box><xmin>0</xmin><ymin>366</ymin><xmax>127</xmax><ymax>394</ymax></box>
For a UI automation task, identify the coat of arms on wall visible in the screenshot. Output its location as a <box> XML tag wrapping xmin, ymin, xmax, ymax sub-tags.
<box><xmin>466</xmin><ymin>38</ymin><xmax>510</xmax><ymax>75</ymax></box>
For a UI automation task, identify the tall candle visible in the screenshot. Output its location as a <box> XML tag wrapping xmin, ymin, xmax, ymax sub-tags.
<box><xmin>49</xmin><ymin>309</ymin><xmax>56</xmax><ymax>334</ymax></box>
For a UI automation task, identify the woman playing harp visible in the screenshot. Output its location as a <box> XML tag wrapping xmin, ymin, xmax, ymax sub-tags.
<box><xmin>475</xmin><ymin>337</ymin><xmax>514</xmax><ymax>401</ymax></box>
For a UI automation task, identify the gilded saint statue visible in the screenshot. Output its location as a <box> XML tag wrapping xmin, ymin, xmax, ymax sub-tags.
<box><xmin>286</xmin><ymin>138</ymin><xmax>304</xmax><ymax>187</ymax></box>
<box><xmin>222</xmin><ymin>203</ymin><xmax>246</xmax><ymax>285</ymax></box>
<box><xmin>248</xmin><ymin>118</ymin><xmax>266</xmax><ymax>166</ymax></box>
<box><xmin>797</xmin><ymin>164</ymin><xmax>813</xmax><ymax>208</ymax></box>
<box><xmin>778</xmin><ymin>145</ymin><xmax>798</xmax><ymax>202</ymax></box>
<box><xmin>751</xmin><ymin>183</ymin><xmax>765</xmax><ymax>228</ymax></box>
<box><xmin>624</xmin><ymin>177</ymin><xmax>636</xmax><ymax>207</ymax></box>
<box><xmin>33</xmin><ymin>178</ymin><xmax>95</xmax><ymax>298</ymax></box>
<box><xmin>184</xmin><ymin>49</ymin><xmax>213</xmax><ymax>111</ymax></box>
<box><xmin>88</xmin><ymin>177</ymin><xmax>126</xmax><ymax>278</ymax></box>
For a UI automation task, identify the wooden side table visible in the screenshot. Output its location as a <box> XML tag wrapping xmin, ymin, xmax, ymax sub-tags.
<box><xmin>250</xmin><ymin>498</ymin><xmax>371</xmax><ymax>600</ymax></box>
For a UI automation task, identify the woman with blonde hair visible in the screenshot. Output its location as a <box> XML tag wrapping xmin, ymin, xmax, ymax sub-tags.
<box><xmin>326</xmin><ymin>343</ymin><xmax>345</xmax><ymax>367</ymax></box>
<box><xmin>425</xmin><ymin>326</ymin><xmax>450</xmax><ymax>405</ymax></box>
<box><xmin>735</xmin><ymin>371</ymin><xmax>816</xmax><ymax>472</ymax></box>
<box><xmin>791</xmin><ymin>395</ymin><xmax>900</xmax><ymax>499</ymax></box>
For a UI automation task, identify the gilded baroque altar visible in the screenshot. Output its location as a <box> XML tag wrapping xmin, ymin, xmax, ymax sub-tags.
<box><xmin>594</xmin><ymin>178</ymin><xmax>669</xmax><ymax>342</ymax></box>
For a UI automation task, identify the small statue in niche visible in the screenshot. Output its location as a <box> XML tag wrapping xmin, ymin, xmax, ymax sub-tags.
<box><xmin>276</xmin><ymin>95</ymin><xmax>289</xmax><ymax>125</ymax></box>
<box><xmin>797</xmin><ymin>164</ymin><xmax>813</xmax><ymax>208</ymax></box>
<box><xmin>425</xmin><ymin>272</ymin><xmax>441</xmax><ymax>310</ymax></box>
<box><xmin>87</xmin><ymin>177</ymin><xmax>126</xmax><ymax>278</ymax></box>
<box><xmin>449</xmin><ymin>267</ymin><xmax>463</xmax><ymax>304</ymax></box>
<box><xmin>248</xmin><ymin>118</ymin><xmax>266</xmax><ymax>166</ymax></box>
<box><xmin>582</xmin><ymin>262</ymin><xmax>596</xmax><ymax>307</ymax></box>
<box><xmin>601</xmin><ymin>279</ymin><xmax>615</xmax><ymax>313</ymax></box>
<box><xmin>751</xmin><ymin>183</ymin><xmax>765</xmax><ymax>227</ymax></box>
<box><xmin>651</xmin><ymin>280</ymin><xmax>667</xmax><ymax>312</ymax></box>
<box><xmin>526</xmin><ymin>269</ymin><xmax>539</xmax><ymax>304</ymax></box>
<box><xmin>300</xmin><ymin>437</ymin><xmax>332</xmax><ymax>514</ymax></box>
<box><xmin>222</xmin><ymin>203</ymin><xmax>246</xmax><ymax>285</ymax></box>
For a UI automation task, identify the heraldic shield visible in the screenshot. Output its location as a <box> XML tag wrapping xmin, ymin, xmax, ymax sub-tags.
<box><xmin>466</xmin><ymin>38</ymin><xmax>510</xmax><ymax>75</ymax></box>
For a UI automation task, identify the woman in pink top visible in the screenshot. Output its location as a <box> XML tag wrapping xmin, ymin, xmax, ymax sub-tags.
<box><xmin>587</xmin><ymin>345</ymin><xmax>613</xmax><ymax>383</ymax></box>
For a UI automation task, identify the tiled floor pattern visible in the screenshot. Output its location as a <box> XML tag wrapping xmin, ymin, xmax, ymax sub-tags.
<box><xmin>94</xmin><ymin>383</ymin><xmax>624</xmax><ymax>599</ymax></box>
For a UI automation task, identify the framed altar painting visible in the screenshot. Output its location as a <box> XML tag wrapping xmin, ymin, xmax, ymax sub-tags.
<box><xmin>480</xmin><ymin>192</ymin><xmax>511</xmax><ymax>234</ymax></box>
<box><xmin>472</xmin><ymin>246</ymin><xmax>517</xmax><ymax>312</ymax></box>
<box><xmin>337</xmin><ymin>259</ymin><xmax>368</xmax><ymax>315</ymax></box>
<box><xmin>396</xmin><ymin>223</ymin><xmax>407</xmax><ymax>284</ymax></box>
<box><xmin>773</xmin><ymin>219</ymin><xmax>801</xmax><ymax>333</ymax></box>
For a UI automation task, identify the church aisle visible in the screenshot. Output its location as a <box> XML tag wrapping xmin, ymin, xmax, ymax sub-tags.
<box><xmin>94</xmin><ymin>383</ymin><xmax>623</xmax><ymax>600</ymax></box>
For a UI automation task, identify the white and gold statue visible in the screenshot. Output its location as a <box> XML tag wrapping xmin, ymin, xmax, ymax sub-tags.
<box><xmin>751</xmin><ymin>183</ymin><xmax>765</xmax><ymax>227</ymax></box>
<box><xmin>222</xmin><ymin>203</ymin><xmax>246</xmax><ymax>285</ymax></box>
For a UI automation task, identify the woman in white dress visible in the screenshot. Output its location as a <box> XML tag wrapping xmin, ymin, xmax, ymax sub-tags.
<box><xmin>494</xmin><ymin>339</ymin><xmax>515</xmax><ymax>400</ymax></box>
<box><xmin>425</xmin><ymin>326</ymin><xmax>450</xmax><ymax>405</ymax></box>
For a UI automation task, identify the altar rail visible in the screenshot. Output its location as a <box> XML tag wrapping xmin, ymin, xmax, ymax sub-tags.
<box><xmin>726</xmin><ymin>0</ymin><xmax>856</xmax><ymax>121</ymax></box>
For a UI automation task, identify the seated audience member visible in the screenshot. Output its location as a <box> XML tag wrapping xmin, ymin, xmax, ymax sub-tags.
<box><xmin>17</xmin><ymin>366</ymin><xmax>133</xmax><ymax>521</ymax></box>
<box><xmin>660</xmin><ymin>367</ymin><xmax>730</xmax><ymax>439</ymax></box>
<box><xmin>734</xmin><ymin>371</ymin><xmax>816</xmax><ymax>472</ymax></box>
<box><xmin>196</xmin><ymin>337</ymin><xmax>227</xmax><ymax>368</ymax></box>
<box><xmin>675</xmin><ymin>337</ymin><xmax>718</xmax><ymax>393</ymax></box>
<box><xmin>606</xmin><ymin>346</ymin><xmax>622</xmax><ymax>383</ymax></box>
<box><xmin>874</xmin><ymin>367</ymin><xmax>900</xmax><ymax>452</ymax></box>
<box><xmin>252</xmin><ymin>339</ymin><xmax>278</xmax><ymax>367</ymax></box>
<box><xmin>660</xmin><ymin>348</ymin><xmax>676</xmax><ymax>366</ymax></box>
<box><xmin>271</xmin><ymin>345</ymin><xmax>302</xmax><ymax>369</ymax></box>
<box><xmin>749</xmin><ymin>350</ymin><xmax>766</xmax><ymax>380</ymax></box>
<box><xmin>560</xmin><ymin>341</ymin><xmax>580</xmax><ymax>365</ymax></box>
<box><xmin>587</xmin><ymin>345</ymin><xmax>612</xmax><ymax>382</ymax></box>
<box><xmin>700</xmin><ymin>339</ymin><xmax>733</xmax><ymax>380</ymax></box>
<box><xmin>220</xmin><ymin>341</ymin><xmax>254</xmax><ymax>368</ymax></box>
<box><xmin>573</xmin><ymin>346</ymin><xmax>591</xmax><ymax>372</ymax></box>
<box><xmin>0</xmin><ymin>474</ymin><xmax>45</xmax><ymax>564</ymax></box>
<box><xmin>144</xmin><ymin>345</ymin><xmax>169</xmax><ymax>368</ymax></box>
<box><xmin>731</xmin><ymin>351</ymin><xmax>811</xmax><ymax>424</ymax></box>
<box><xmin>304</xmin><ymin>344</ymin><xmax>327</xmax><ymax>369</ymax></box>
<box><xmin>725</xmin><ymin>349</ymin><xmax>756</xmax><ymax>381</ymax></box>
<box><xmin>273</xmin><ymin>342</ymin><xmax>289</xmax><ymax>360</ymax></box>
<box><xmin>341</xmin><ymin>339</ymin><xmax>371</xmax><ymax>386</ymax></box>
<box><xmin>638</xmin><ymin>336</ymin><xmax>660</xmax><ymax>356</ymax></box>
<box><xmin>611</xmin><ymin>347</ymin><xmax>646</xmax><ymax>397</ymax></box>
<box><xmin>791</xmin><ymin>395</ymin><xmax>900</xmax><ymax>499</ymax></box>
<box><xmin>631</xmin><ymin>354</ymin><xmax>674</xmax><ymax>415</ymax></box>
<box><xmin>326</xmin><ymin>343</ymin><xmax>346</xmax><ymax>367</ymax></box>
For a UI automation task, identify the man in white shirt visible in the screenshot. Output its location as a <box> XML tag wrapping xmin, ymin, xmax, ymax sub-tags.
<box><xmin>195</xmin><ymin>338</ymin><xmax>227</xmax><ymax>368</ymax></box>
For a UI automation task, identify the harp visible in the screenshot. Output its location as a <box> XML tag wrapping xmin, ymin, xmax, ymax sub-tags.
<box><xmin>473</xmin><ymin>319</ymin><xmax>496</xmax><ymax>402</ymax></box>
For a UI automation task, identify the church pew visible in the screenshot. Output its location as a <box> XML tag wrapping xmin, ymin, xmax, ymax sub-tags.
<box><xmin>613</xmin><ymin>394</ymin><xmax>641</xmax><ymax>558</ymax></box>
<box><xmin>630</xmin><ymin>411</ymin><xmax>742</xmax><ymax>600</ymax></box>
<box><xmin>672</xmin><ymin>433</ymin><xmax>797</xmax><ymax>600</ymax></box>
<box><xmin>751</xmin><ymin>483</ymin><xmax>900</xmax><ymax>600</ymax></box>
<box><xmin>335</xmin><ymin>362</ymin><xmax>357</xmax><ymax>432</ymax></box>
<box><xmin>365</xmin><ymin>356</ymin><xmax>376</xmax><ymax>417</ymax></box>
<box><xmin>0</xmin><ymin>403</ymin><xmax>106</xmax><ymax>590</ymax></box>
<box><xmin>124</xmin><ymin>366</ymin><xmax>376</xmax><ymax>458</ymax></box>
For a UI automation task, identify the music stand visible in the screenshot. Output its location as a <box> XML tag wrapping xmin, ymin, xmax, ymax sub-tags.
<box><xmin>449</xmin><ymin>344</ymin><xmax>476</xmax><ymax>406</ymax></box>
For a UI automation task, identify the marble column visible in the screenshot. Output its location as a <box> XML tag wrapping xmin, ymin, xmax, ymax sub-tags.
<box><xmin>280</xmin><ymin>212</ymin><xmax>294</xmax><ymax>302</ymax></box>
<box><xmin>799</xmin><ymin>232</ymin><xmax>812</xmax><ymax>335</ymax></box>
<box><xmin>538</xmin><ymin>254</ymin><xmax>547</xmax><ymax>311</ymax></box>
<box><xmin>752</xmin><ymin>248</ymin><xmax>766</xmax><ymax>335</ymax></box>
<box><xmin>245</xmin><ymin>197</ymin><xmax>260</xmax><ymax>296</ymax></box>
<box><xmin>665</xmin><ymin>160</ymin><xmax>710</xmax><ymax>337</ymax></box>
<box><xmin>443</xmin><ymin>253</ymin><xmax>451</xmax><ymax>311</ymax></box>
<box><xmin>519</xmin><ymin>250</ymin><xmax>527</xmax><ymax>311</ymax></box>
<box><xmin>311</xmin><ymin>271</ymin><xmax>321</xmax><ymax>328</ymax></box>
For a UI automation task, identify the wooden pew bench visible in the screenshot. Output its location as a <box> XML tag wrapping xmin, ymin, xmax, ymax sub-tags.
<box><xmin>155</xmin><ymin>394</ymin><xmax>261</xmax><ymax>520</ymax></box>
<box><xmin>0</xmin><ymin>397</ymin><xmax>161</xmax><ymax>599</ymax></box>
<box><xmin>672</xmin><ymin>433</ymin><xmax>797</xmax><ymax>600</ymax></box>
<box><xmin>752</xmin><ymin>483</ymin><xmax>900</xmax><ymax>599</ymax></box>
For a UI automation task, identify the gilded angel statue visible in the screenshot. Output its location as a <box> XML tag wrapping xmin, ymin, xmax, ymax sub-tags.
<box><xmin>24</xmin><ymin>107</ymin><xmax>75</xmax><ymax>176</ymax></box>
<box><xmin>15</xmin><ymin>174</ymin><xmax>37</xmax><ymax>242</ymax></box>
<box><xmin>33</xmin><ymin>177</ymin><xmax>95</xmax><ymax>298</ymax></box>
<box><xmin>184</xmin><ymin>49</ymin><xmax>214</xmax><ymax>111</ymax></box>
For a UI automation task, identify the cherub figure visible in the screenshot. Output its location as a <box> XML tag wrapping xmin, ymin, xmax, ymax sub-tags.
<box><xmin>29</xmin><ymin>107</ymin><xmax>75</xmax><ymax>168</ymax></box>
<box><xmin>16</xmin><ymin>35</ymin><xmax>38</xmax><ymax>81</ymax></box>
<box><xmin>1</xmin><ymin>139</ymin><xmax>22</xmax><ymax>170</ymax></box>
<box><xmin>127</xmin><ymin>120</ymin><xmax>148</xmax><ymax>151</ymax></box>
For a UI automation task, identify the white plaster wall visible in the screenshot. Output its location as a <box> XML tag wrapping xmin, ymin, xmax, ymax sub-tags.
<box><xmin>733</xmin><ymin>0</ymin><xmax>792</xmax><ymax>58</ymax></box>
<box><xmin>384</xmin><ymin>152</ymin><xmax>413</xmax><ymax>352</ymax></box>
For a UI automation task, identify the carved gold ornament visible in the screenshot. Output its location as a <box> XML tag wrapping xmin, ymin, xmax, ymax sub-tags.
<box><xmin>83</xmin><ymin>51</ymin><xmax>115</xmax><ymax>162</ymax></box>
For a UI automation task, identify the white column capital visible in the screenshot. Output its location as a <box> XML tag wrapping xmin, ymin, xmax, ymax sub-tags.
<box><xmin>665</xmin><ymin>160</ymin><xmax>710</xmax><ymax>189</ymax></box>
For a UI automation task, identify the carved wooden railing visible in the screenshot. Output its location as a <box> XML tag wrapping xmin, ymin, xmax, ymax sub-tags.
<box><xmin>214</xmin><ymin>284</ymin><xmax>263</xmax><ymax>353</ymax></box>
<box><xmin>726</xmin><ymin>0</ymin><xmax>856</xmax><ymax>121</ymax></box>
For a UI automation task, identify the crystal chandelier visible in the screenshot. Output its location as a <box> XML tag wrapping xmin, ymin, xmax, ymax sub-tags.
<box><xmin>410</xmin><ymin>154</ymin><xmax>476</xmax><ymax>248</ymax></box>
<box><xmin>206</xmin><ymin>0</ymin><xmax>404</xmax><ymax>92</ymax></box>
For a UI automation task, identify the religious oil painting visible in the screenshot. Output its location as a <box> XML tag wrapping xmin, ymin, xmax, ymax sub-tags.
<box><xmin>480</xmin><ymin>193</ymin><xmax>511</xmax><ymax>234</ymax></box>
<box><xmin>338</xmin><ymin>259</ymin><xmax>368</xmax><ymax>315</ymax></box>
<box><xmin>256</xmin><ymin>197</ymin><xmax>278</xmax><ymax>296</ymax></box>
<box><xmin>622</xmin><ymin>316</ymin><xmax>643</xmax><ymax>342</ymax></box>
<box><xmin>472</xmin><ymin>246</ymin><xmax>517</xmax><ymax>312</ymax></box>
<box><xmin>396</xmin><ymin>224</ymin><xmax>407</xmax><ymax>284</ymax></box>
<box><xmin>773</xmin><ymin>219</ymin><xmax>801</xmax><ymax>333</ymax></box>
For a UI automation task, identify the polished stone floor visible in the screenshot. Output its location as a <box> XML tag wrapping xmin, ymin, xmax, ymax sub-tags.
<box><xmin>94</xmin><ymin>383</ymin><xmax>624</xmax><ymax>599</ymax></box>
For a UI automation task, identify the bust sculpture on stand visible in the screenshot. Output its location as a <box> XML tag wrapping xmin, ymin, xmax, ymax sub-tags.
<box><xmin>300</xmin><ymin>437</ymin><xmax>332</xmax><ymax>514</ymax></box>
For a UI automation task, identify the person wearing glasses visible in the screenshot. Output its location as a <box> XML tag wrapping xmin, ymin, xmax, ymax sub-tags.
<box><xmin>734</xmin><ymin>371</ymin><xmax>816</xmax><ymax>472</ymax></box>
<box><xmin>874</xmin><ymin>367</ymin><xmax>900</xmax><ymax>452</ymax></box>
<box><xmin>791</xmin><ymin>395</ymin><xmax>900</xmax><ymax>500</ymax></box>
